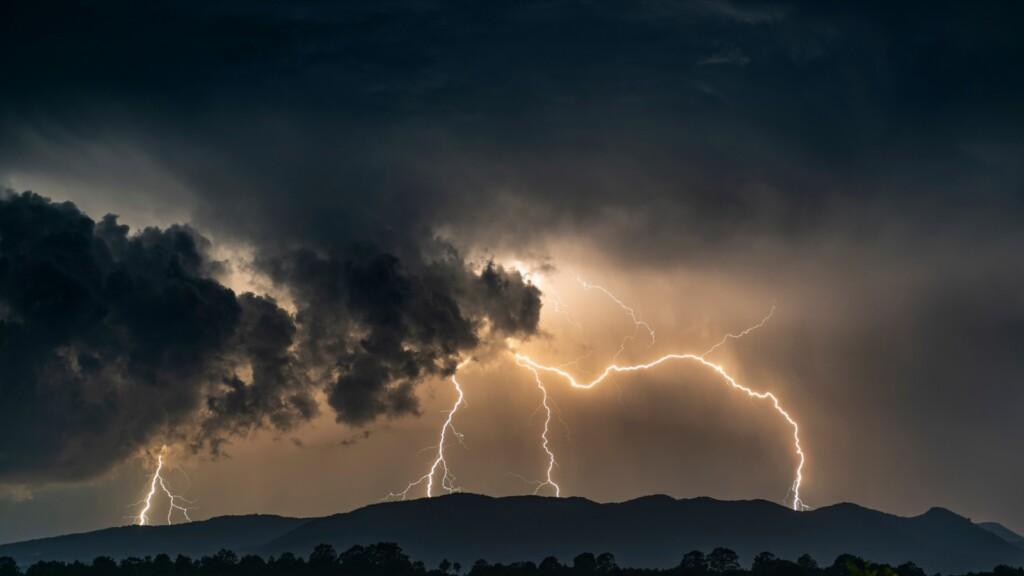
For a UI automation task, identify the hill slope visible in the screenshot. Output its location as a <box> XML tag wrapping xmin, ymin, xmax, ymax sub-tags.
<box><xmin>979</xmin><ymin>522</ymin><xmax>1024</xmax><ymax>550</ymax></box>
<box><xmin>0</xmin><ymin>515</ymin><xmax>305</xmax><ymax>565</ymax></box>
<box><xmin>2</xmin><ymin>495</ymin><xmax>1022</xmax><ymax>574</ymax></box>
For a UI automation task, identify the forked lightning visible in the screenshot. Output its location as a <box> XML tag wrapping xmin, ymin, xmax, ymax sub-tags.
<box><xmin>135</xmin><ymin>447</ymin><xmax>193</xmax><ymax>525</ymax></box>
<box><xmin>386</xmin><ymin>359</ymin><xmax>470</xmax><ymax>500</ymax></box>
<box><xmin>390</xmin><ymin>274</ymin><xmax>808</xmax><ymax>511</ymax></box>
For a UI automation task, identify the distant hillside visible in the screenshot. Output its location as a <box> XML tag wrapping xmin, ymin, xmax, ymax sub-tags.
<box><xmin>0</xmin><ymin>515</ymin><xmax>305</xmax><ymax>565</ymax></box>
<box><xmin>2</xmin><ymin>495</ymin><xmax>1022</xmax><ymax>574</ymax></box>
<box><xmin>979</xmin><ymin>523</ymin><xmax>1024</xmax><ymax>549</ymax></box>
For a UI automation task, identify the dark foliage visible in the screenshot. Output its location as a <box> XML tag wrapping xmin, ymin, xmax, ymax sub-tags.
<box><xmin>2</xmin><ymin>544</ymin><xmax>1021</xmax><ymax>576</ymax></box>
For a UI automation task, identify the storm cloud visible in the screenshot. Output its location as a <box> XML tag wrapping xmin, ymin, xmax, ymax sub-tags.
<box><xmin>0</xmin><ymin>191</ymin><xmax>541</xmax><ymax>482</ymax></box>
<box><xmin>262</xmin><ymin>249</ymin><xmax>539</xmax><ymax>425</ymax></box>
<box><xmin>0</xmin><ymin>191</ymin><xmax>246</xmax><ymax>482</ymax></box>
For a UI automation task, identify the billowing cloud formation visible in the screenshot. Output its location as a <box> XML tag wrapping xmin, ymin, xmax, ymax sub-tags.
<box><xmin>0</xmin><ymin>192</ymin><xmax>244</xmax><ymax>482</ymax></box>
<box><xmin>0</xmin><ymin>192</ymin><xmax>541</xmax><ymax>483</ymax></box>
<box><xmin>263</xmin><ymin>251</ymin><xmax>539</xmax><ymax>425</ymax></box>
<box><xmin>196</xmin><ymin>292</ymin><xmax>316</xmax><ymax>455</ymax></box>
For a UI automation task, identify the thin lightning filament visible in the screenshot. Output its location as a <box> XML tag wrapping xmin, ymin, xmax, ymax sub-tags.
<box><xmin>522</xmin><ymin>364</ymin><xmax>561</xmax><ymax>496</ymax></box>
<box><xmin>388</xmin><ymin>359</ymin><xmax>470</xmax><ymax>500</ymax></box>
<box><xmin>578</xmin><ymin>277</ymin><xmax>656</xmax><ymax>360</ymax></box>
<box><xmin>701</xmin><ymin>305</ymin><xmax>776</xmax><ymax>357</ymax></box>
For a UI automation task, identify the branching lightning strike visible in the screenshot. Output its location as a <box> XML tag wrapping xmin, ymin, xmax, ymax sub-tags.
<box><xmin>514</xmin><ymin>289</ymin><xmax>805</xmax><ymax>510</ymax></box>
<box><xmin>135</xmin><ymin>447</ymin><xmax>193</xmax><ymax>526</ymax></box>
<box><xmin>387</xmin><ymin>359</ymin><xmax>471</xmax><ymax>500</ymax></box>
<box><xmin>513</xmin><ymin>351</ymin><xmax>807</xmax><ymax>510</ymax></box>
<box><xmin>514</xmin><ymin>277</ymin><xmax>662</xmax><ymax>497</ymax></box>
<box><xmin>388</xmin><ymin>275</ymin><xmax>808</xmax><ymax>512</ymax></box>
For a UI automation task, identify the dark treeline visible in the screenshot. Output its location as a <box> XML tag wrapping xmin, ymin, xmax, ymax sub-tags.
<box><xmin>2</xmin><ymin>544</ymin><xmax>1022</xmax><ymax>576</ymax></box>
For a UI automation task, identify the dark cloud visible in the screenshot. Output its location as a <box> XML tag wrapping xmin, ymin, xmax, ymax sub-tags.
<box><xmin>4</xmin><ymin>0</ymin><xmax>1019</xmax><ymax>265</ymax></box>
<box><xmin>339</xmin><ymin>430</ymin><xmax>373</xmax><ymax>447</ymax></box>
<box><xmin>0</xmin><ymin>191</ymin><xmax>244</xmax><ymax>482</ymax></box>
<box><xmin>263</xmin><ymin>250</ymin><xmax>539</xmax><ymax>425</ymax></box>
<box><xmin>196</xmin><ymin>293</ymin><xmax>317</xmax><ymax>455</ymax></box>
<box><xmin>0</xmin><ymin>192</ymin><xmax>541</xmax><ymax>483</ymax></box>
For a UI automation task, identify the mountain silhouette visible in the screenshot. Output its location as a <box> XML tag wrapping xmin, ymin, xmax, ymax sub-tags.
<box><xmin>0</xmin><ymin>514</ymin><xmax>304</xmax><ymax>565</ymax></box>
<box><xmin>2</xmin><ymin>495</ymin><xmax>1021</xmax><ymax>574</ymax></box>
<box><xmin>979</xmin><ymin>522</ymin><xmax>1024</xmax><ymax>550</ymax></box>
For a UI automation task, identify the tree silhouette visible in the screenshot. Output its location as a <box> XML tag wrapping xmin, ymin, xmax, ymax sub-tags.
<box><xmin>828</xmin><ymin>554</ymin><xmax>866</xmax><ymax>576</ymax></box>
<box><xmin>310</xmin><ymin>544</ymin><xmax>339</xmax><ymax>576</ymax></box>
<box><xmin>708</xmin><ymin>549</ymin><xmax>741</xmax><ymax>573</ymax></box>
<box><xmin>539</xmin><ymin>556</ymin><xmax>563</xmax><ymax>576</ymax></box>
<box><xmin>797</xmin><ymin>556</ymin><xmax>818</xmax><ymax>572</ymax></box>
<box><xmin>681</xmin><ymin>551</ymin><xmax>708</xmax><ymax>575</ymax></box>
<box><xmin>573</xmin><ymin>554</ymin><xmax>597</xmax><ymax>574</ymax></box>
<box><xmin>471</xmin><ymin>560</ymin><xmax>491</xmax><ymax>576</ymax></box>
<box><xmin>271</xmin><ymin>551</ymin><xmax>305</xmax><ymax>576</ymax></box>
<box><xmin>894</xmin><ymin>563</ymin><xmax>924</xmax><ymax>576</ymax></box>
<box><xmin>754</xmin><ymin>552</ymin><xmax>778</xmax><ymax>575</ymax></box>
<box><xmin>91</xmin><ymin>557</ymin><xmax>117</xmax><ymax>576</ymax></box>
<box><xmin>0</xmin><ymin>558</ymin><xmax>19</xmax><ymax>576</ymax></box>
<box><xmin>238</xmin><ymin>555</ymin><xmax>266</xmax><ymax>575</ymax></box>
<box><xmin>0</xmin><ymin>543</ymin><xmax>1021</xmax><ymax>576</ymax></box>
<box><xmin>595</xmin><ymin>554</ymin><xmax>616</xmax><ymax>574</ymax></box>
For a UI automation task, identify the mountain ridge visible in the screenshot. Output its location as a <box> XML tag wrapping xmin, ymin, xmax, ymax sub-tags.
<box><xmin>2</xmin><ymin>494</ymin><xmax>1021</xmax><ymax>574</ymax></box>
<box><xmin>979</xmin><ymin>522</ymin><xmax>1024</xmax><ymax>550</ymax></box>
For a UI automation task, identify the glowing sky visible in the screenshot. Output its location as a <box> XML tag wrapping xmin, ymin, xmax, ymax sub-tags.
<box><xmin>2</xmin><ymin>1</ymin><xmax>1023</xmax><ymax>543</ymax></box>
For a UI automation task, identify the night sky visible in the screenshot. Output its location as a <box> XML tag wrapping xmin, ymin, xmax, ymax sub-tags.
<box><xmin>1</xmin><ymin>1</ymin><xmax>1023</xmax><ymax>543</ymax></box>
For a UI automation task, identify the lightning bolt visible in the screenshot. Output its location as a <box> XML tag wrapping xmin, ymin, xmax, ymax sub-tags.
<box><xmin>387</xmin><ymin>359</ymin><xmax>470</xmax><ymax>500</ymax></box>
<box><xmin>522</xmin><ymin>363</ymin><xmax>561</xmax><ymax>496</ymax></box>
<box><xmin>578</xmin><ymin>276</ymin><xmax>655</xmax><ymax>360</ymax></box>
<box><xmin>384</xmin><ymin>273</ymin><xmax>807</xmax><ymax>511</ymax></box>
<box><xmin>547</xmin><ymin>288</ymin><xmax>583</xmax><ymax>331</ymax></box>
<box><xmin>514</xmin><ymin>299</ymin><xmax>808</xmax><ymax>513</ymax></box>
<box><xmin>135</xmin><ymin>447</ymin><xmax>193</xmax><ymax>525</ymax></box>
<box><xmin>701</xmin><ymin>304</ymin><xmax>776</xmax><ymax>357</ymax></box>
